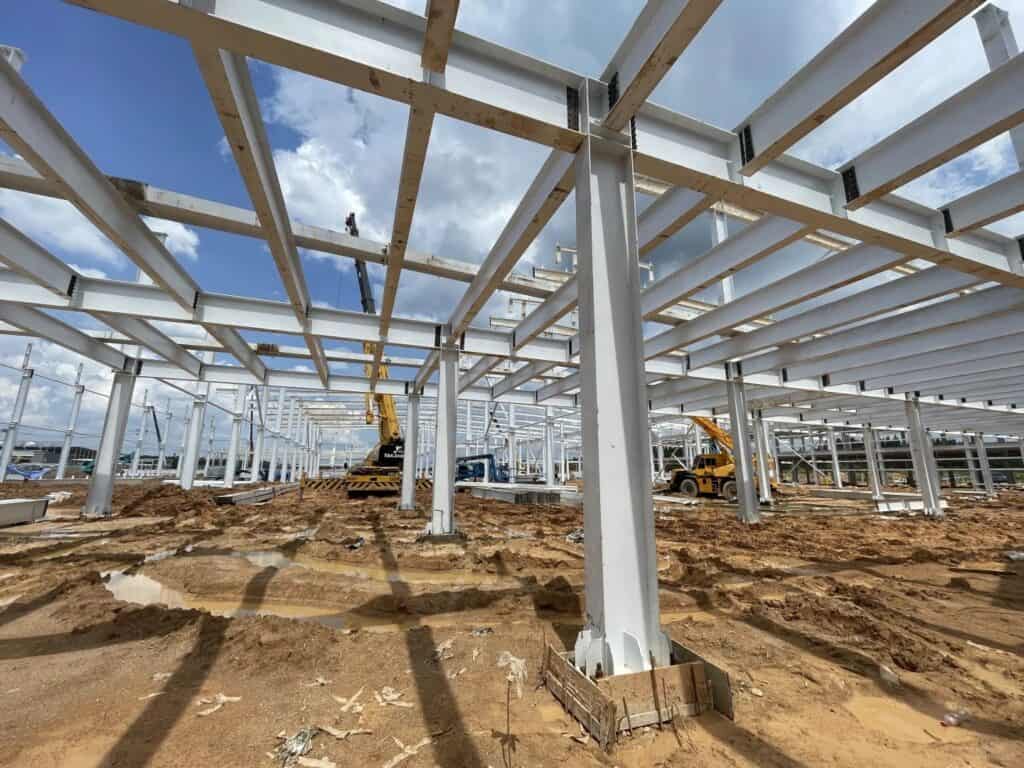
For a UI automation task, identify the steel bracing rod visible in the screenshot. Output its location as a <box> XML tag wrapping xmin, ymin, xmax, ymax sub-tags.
<box><xmin>0</xmin><ymin>54</ymin><xmax>264</xmax><ymax>378</ymax></box>
<box><xmin>839</xmin><ymin>52</ymin><xmax>1024</xmax><ymax>210</ymax></box>
<box><xmin>686</xmin><ymin>266</ymin><xmax>981</xmax><ymax>372</ymax></box>
<box><xmin>642</xmin><ymin>215</ymin><xmax>808</xmax><ymax>321</ymax></box>
<box><xmin>371</xmin><ymin>0</ymin><xmax>460</xmax><ymax>386</ymax></box>
<box><xmin>739</xmin><ymin>286</ymin><xmax>1024</xmax><ymax>379</ymax></box>
<box><xmin>67</xmin><ymin>0</ymin><xmax>1022</xmax><ymax>287</ymax></box>
<box><xmin>736</xmin><ymin>0</ymin><xmax>983</xmax><ymax>175</ymax></box>
<box><xmin>193</xmin><ymin>45</ymin><xmax>329</xmax><ymax>386</ymax></box>
<box><xmin>661</xmin><ymin>244</ymin><xmax>912</xmax><ymax>351</ymax></box>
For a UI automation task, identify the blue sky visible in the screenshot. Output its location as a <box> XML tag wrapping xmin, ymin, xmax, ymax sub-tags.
<box><xmin>1</xmin><ymin>0</ymin><xmax>1023</xmax><ymax>454</ymax></box>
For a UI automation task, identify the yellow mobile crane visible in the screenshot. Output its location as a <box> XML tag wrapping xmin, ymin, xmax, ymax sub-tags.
<box><xmin>668</xmin><ymin>416</ymin><xmax>773</xmax><ymax>501</ymax></box>
<box><xmin>340</xmin><ymin>213</ymin><xmax>428</xmax><ymax>497</ymax></box>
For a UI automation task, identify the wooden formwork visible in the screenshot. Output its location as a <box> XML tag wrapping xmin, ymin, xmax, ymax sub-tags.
<box><xmin>541</xmin><ymin>640</ymin><xmax>733</xmax><ymax>750</ymax></box>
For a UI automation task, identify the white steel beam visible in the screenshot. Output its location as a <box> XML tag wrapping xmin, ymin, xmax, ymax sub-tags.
<box><xmin>194</xmin><ymin>46</ymin><xmax>329</xmax><ymax>386</ymax></box>
<box><xmin>514</xmin><ymin>277</ymin><xmax>578</xmax><ymax>348</ymax></box>
<box><xmin>458</xmin><ymin>354</ymin><xmax>501</xmax><ymax>393</ymax></box>
<box><xmin>0</xmin><ymin>55</ymin><xmax>196</xmax><ymax>307</ymax></box>
<box><xmin>600</xmin><ymin>0</ymin><xmax>722</xmax><ymax>131</ymax></box>
<box><xmin>666</xmin><ymin>243</ymin><xmax>907</xmax><ymax>349</ymax></box>
<box><xmin>941</xmin><ymin>169</ymin><xmax>1024</xmax><ymax>236</ymax></box>
<box><xmin>839</xmin><ymin>52</ymin><xmax>1024</xmax><ymax>210</ymax></box>
<box><xmin>642</xmin><ymin>215</ymin><xmax>807</xmax><ymax>321</ymax></box>
<box><xmin>686</xmin><ymin>266</ymin><xmax>979</xmax><ymax>371</ymax></box>
<box><xmin>830</xmin><ymin>334</ymin><xmax>1024</xmax><ymax>389</ymax></box>
<box><xmin>0</xmin><ymin>56</ymin><xmax>264</xmax><ymax>379</ymax></box>
<box><xmin>637</xmin><ymin>186</ymin><xmax>710</xmax><ymax>255</ymax></box>
<box><xmin>737</xmin><ymin>0</ymin><xmax>982</xmax><ymax>175</ymax></box>
<box><xmin>740</xmin><ymin>286</ymin><xmax>1024</xmax><ymax>378</ymax></box>
<box><xmin>69</xmin><ymin>0</ymin><xmax>1023</xmax><ymax>289</ymax></box>
<box><xmin>0</xmin><ymin>304</ymin><xmax>128</xmax><ymax>371</ymax></box>
<box><xmin>0</xmin><ymin>156</ymin><xmax>567</xmax><ymax>303</ymax></box>
<box><xmin>491</xmin><ymin>361</ymin><xmax>556</xmax><ymax>399</ymax></box>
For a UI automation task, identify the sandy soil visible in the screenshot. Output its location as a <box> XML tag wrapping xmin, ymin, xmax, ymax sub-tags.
<box><xmin>0</xmin><ymin>482</ymin><xmax>1021</xmax><ymax>767</ymax></box>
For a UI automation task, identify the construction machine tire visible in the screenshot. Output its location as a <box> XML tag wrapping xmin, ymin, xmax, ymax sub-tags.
<box><xmin>721</xmin><ymin>480</ymin><xmax>738</xmax><ymax>502</ymax></box>
<box><xmin>679</xmin><ymin>478</ymin><xmax>699</xmax><ymax>498</ymax></box>
<box><xmin>668</xmin><ymin>472</ymin><xmax>682</xmax><ymax>493</ymax></box>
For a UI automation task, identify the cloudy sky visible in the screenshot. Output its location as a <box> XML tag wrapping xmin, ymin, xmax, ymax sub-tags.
<box><xmin>0</xmin><ymin>0</ymin><xmax>1022</xmax><ymax>459</ymax></box>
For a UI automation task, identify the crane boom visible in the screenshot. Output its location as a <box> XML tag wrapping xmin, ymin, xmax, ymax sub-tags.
<box><xmin>689</xmin><ymin>415</ymin><xmax>733</xmax><ymax>454</ymax></box>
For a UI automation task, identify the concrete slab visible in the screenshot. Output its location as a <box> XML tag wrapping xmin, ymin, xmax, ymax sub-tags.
<box><xmin>0</xmin><ymin>498</ymin><xmax>48</xmax><ymax>528</ymax></box>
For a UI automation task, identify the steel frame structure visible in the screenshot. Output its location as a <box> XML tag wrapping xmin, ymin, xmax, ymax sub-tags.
<box><xmin>2</xmin><ymin>0</ymin><xmax>1024</xmax><ymax>672</ymax></box>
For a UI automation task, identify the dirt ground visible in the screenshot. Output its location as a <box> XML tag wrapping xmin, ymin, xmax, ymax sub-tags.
<box><xmin>0</xmin><ymin>481</ymin><xmax>1021</xmax><ymax>767</ymax></box>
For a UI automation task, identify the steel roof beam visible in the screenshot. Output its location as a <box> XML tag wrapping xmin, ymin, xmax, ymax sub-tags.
<box><xmin>0</xmin><ymin>304</ymin><xmax>129</xmax><ymax>371</ymax></box>
<box><xmin>686</xmin><ymin>266</ymin><xmax>979</xmax><ymax>371</ymax></box>
<box><xmin>737</xmin><ymin>0</ymin><xmax>982</xmax><ymax>175</ymax></box>
<box><xmin>738</xmin><ymin>285</ymin><xmax>1024</xmax><ymax>378</ymax></box>
<box><xmin>661</xmin><ymin>243</ymin><xmax>908</xmax><ymax>350</ymax></box>
<box><xmin>642</xmin><ymin>216</ymin><xmax>807</xmax><ymax>323</ymax></box>
<box><xmin>69</xmin><ymin>0</ymin><xmax>1022</xmax><ymax>286</ymax></box>
<box><xmin>941</xmin><ymin>169</ymin><xmax>1024</xmax><ymax>237</ymax></box>
<box><xmin>601</xmin><ymin>0</ymin><xmax>721</xmax><ymax>131</ymax></box>
<box><xmin>194</xmin><ymin>45</ymin><xmax>328</xmax><ymax>385</ymax></box>
<box><xmin>839</xmin><ymin>53</ymin><xmax>1024</xmax><ymax>210</ymax></box>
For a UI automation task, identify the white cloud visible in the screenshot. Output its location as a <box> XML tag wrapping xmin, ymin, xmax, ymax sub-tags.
<box><xmin>143</xmin><ymin>217</ymin><xmax>200</xmax><ymax>261</ymax></box>
<box><xmin>0</xmin><ymin>189</ymin><xmax>122</xmax><ymax>265</ymax></box>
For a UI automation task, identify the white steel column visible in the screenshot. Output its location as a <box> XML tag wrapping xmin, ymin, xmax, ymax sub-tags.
<box><xmin>56</xmin><ymin>363</ymin><xmax>84</xmax><ymax>480</ymax></box>
<box><xmin>904</xmin><ymin>398</ymin><xmax>943</xmax><ymax>517</ymax></box>
<box><xmin>726</xmin><ymin>366</ymin><xmax>760</xmax><ymax>524</ymax></box>
<box><xmin>429</xmin><ymin>341</ymin><xmax>458</xmax><ymax>536</ymax></box>
<box><xmin>82</xmin><ymin>367</ymin><xmax>136</xmax><ymax>517</ymax></box>
<box><xmin>573</xmin><ymin>133</ymin><xmax>668</xmax><ymax>677</ymax></box>
<box><xmin>130</xmin><ymin>388</ymin><xmax>148</xmax><ymax>476</ymax></box>
<box><xmin>964</xmin><ymin>440</ymin><xmax>981</xmax><ymax>489</ymax></box>
<box><xmin>399</xmin><ymin>393</ymin><xmax>420</xmax><ymax>512</ymax></box>
<box><xmin>508</xmin><ymin>404</ymin><xmax>517</xmax><ymax>482</ymax></box>
<box><xmin>753</xmin><ymin>412</ymin><xmax>773</xmax><ymax>505</ymax></box>
<box><xmin>224</xmin><ymin>386</ymin><xmax>244</xmax><ymax>488</ymax></box>
<box><xmin>268</xmin><ymin>389</ymin><xmax>284</xmax><ymax>481</ymax></box>
<box><xmin>0</xmin><ymin>343</ymin><xmax>33</xmax><ymax>482</ymax></box>
<box><xmin>975</xmin><ymin>433</ymin><xmax>995</xmax><ymax>494</ymax></box>
<box><xmin>251</xmin><ymin>387</ymin><xmax>266</xmax><ymax>480</ymax></box>
<box><xmin>545</xmin><ymin>407</ymin><xmax>555</xmax><ymax>486</ymax></box>
<box><xmin>863</xmin><ymin>427</ymin><xmax>885</xmax><ymax>501</ymax></box>
<box><xmin>561</xmin><ymin>422</ymin><xmax>568</xmax><ymax>482</ymax></box>
<box><xmin>827</xmin><ymin>426</ymin><xmax>843</xmax><ymax>488</ymax></box>
<box><xmin>175</xmin><ymin>403</ymin><xmax>190</xmax><ymax>480</ymax></box>
<box><xmin>156</xmin><ymin>398</ymin><xmax>172</xmax><ymax>473</ymax></box>
<box><xmin>179</xmin><ymin>394</ymin><xmax>207</xmax><ymax>491</ymax></box>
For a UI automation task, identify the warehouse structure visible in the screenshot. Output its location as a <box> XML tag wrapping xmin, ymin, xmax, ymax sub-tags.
<box><xmin>0</xmin><ymin>0</ymin><xmax>1023</xmax><ymax>678</ymax></box>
